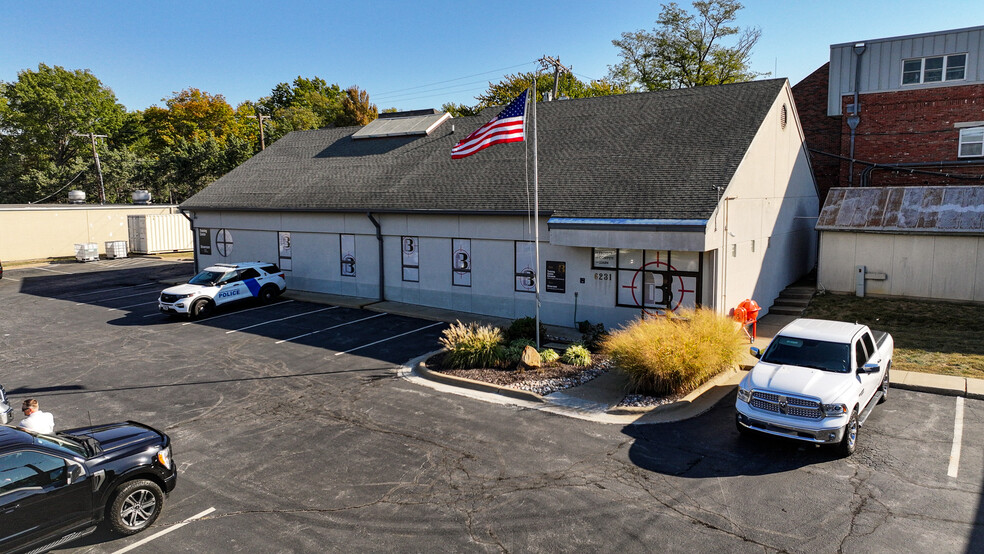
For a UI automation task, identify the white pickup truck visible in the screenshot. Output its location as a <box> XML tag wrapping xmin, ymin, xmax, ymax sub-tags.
<box><xmin>735</xmin><ymin>318</ymin><xmax>893</xmax><ymax>456</ymax></box>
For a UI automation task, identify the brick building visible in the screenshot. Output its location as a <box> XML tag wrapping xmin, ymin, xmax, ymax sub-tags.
<box><xmin>793</xmin><ymin>26</ymin><xmax>984</xmax><ymax>204</ymax></box>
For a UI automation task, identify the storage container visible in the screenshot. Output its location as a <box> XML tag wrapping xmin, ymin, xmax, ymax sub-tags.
<box><xmin>105</xmin><ymin>241</ymin><xmax>128</xmax><ymax>259</ymax></box>
<box><xmin>127</xmin><ymin>214</ymin><xmax>193</xmax><ymax>254</ymax></box>
<box><xmin>74</xmin><ymin>243</ymin><xmax>99</xmax><ymax>262</ymax></box>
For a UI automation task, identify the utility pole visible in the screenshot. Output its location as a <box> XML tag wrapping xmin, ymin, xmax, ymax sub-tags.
<box><xmin>73</xmin><ymin>132</ymin><xmax>107</xmax><ymax>204</ymax></box>
<box><xmin>537</xmin><ymin>56</ymin><xmax>572</xmax><ymax>101</ymax></box>
<box><xmin>248</xmin><ymin>110</ymin><xmax>272</xmax><ymax>150</ymax></box>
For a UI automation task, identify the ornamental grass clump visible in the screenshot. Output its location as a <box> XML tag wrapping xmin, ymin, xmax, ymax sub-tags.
<box><xmin>439</xmin><ymin>320</ymin><xmax>505</xmax><ymax>369</ymax></box>
<box><xmin>602</xmin><ymin>308</ymin><xmax>745</xmax><ymax>396</ymax></box>
<box><xmin>561</xmin><ymin>344</ymin><xmax>592</xmax><ymax>367</ymax></box>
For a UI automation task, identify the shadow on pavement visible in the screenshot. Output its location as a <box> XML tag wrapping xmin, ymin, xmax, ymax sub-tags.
<box><xmin>623</xmin><ymin>390</ymin><xmax>843</xmax><ymax>478</ymax></box>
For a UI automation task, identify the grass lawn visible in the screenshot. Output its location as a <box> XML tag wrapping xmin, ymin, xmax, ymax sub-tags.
<box><xmin>802</xmin><ymin>293</ymin><xmax>984</xmax><ymax>379</ymax></box>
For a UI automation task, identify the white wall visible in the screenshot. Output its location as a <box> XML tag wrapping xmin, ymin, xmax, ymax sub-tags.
<box><xmin>706</xmin><ymin>82</ymin><xmax>819</xmax><ymax>316</ymax></box>
<box><xmin>819</xmin><ymin>231</ymin><xmax>984</xmax><ymax>302</ymax></box>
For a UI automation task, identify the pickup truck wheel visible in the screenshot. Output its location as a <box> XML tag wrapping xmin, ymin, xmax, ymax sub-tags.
<box><xmin>878</xmin><ymin>367</ymin><xmax>890</xmax><ymax>404</ymax></box>
<box><xmin>838</xmin><ymin>410</ymin><xmax>858</xmax><ymax>457</ymax></box>
<box><xmin>190</xmin><ymin>298</ymin><xmax>213</xmax><ymax>319</ymax></box>
<box><xmin>107</xmin><ymin>479</ymin><xmax>164</xmax><ymax>535</ymax></box>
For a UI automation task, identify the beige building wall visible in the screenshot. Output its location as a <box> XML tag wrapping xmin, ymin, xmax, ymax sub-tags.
<box><xmin>819</xmin><ymin>231</ymin><xmax>984</xmax><ymax>302</ymax></box>
<box><xmin>707</xmin><ymin>81</ymin><xmax>819</xmax><ymax>316</ymax></box>
<box><xmin>0</xmin><ymin>204</ymin><xmax>182</xmax><ymax>262</ymax></box>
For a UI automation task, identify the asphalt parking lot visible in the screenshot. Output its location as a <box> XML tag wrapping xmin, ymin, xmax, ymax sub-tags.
<box><xmin>2</xmin><ymin>258</ymin><xmax>983</xmax><ymax>553</ymax></box>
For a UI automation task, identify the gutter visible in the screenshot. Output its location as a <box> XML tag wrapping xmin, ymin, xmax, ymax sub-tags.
<box><xmin>367</xmin><ymin>212</ymin><xmax>384</xmax><ymax>301</ymax></box>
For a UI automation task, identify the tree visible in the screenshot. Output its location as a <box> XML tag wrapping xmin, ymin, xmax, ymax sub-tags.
<box><xmin>258</xmin><ymin>76</ymin><xmax>345</xmax><ymax>143</ymax></box>
<box><xmin>608</xmin><ymin>0</ymin><xmax>765</xmax><ymax>91</ymax></box>
<box><xmin>441</xmin><ymin>102</ymin><xmax>481</xmax><ymax>118</ymax></box>
<box><xmin>142</xmin><ymin>88</ymin><xmax>244</xmax><ymax>150</ymax></box>
<box><xmin>144</xmin><ymin>135</ymin><xmax>252</xmax><ymax>204</ymax></box>
<box><xmin>0</xmin><ymin>64</ymin><xmax>125</xmax><ymax>203</ymax></box>
<box><xmin>475</xmin><ymin>72</ymin><xmax>626</xmax><ymax>109</ymax></box>
<box><xmin>337</xmin><ymin>86</ymin><xmax>378</xmax><ymax>127</ymax></box>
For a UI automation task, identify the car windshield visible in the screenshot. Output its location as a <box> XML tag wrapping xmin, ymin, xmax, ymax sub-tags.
<box><xmin>760</xmin><ymin>336</ymin><xmax>851</xmax><ymax>373</ymax></box>
<box><xmin>188</xmin><ymin>269</ymin><xmax>229</xmax><ymax>286</ymax></box>
<box><xmin>15</xmin><ymin>429</ymin><xmax>89</xmax><ymax>457</ymax></box>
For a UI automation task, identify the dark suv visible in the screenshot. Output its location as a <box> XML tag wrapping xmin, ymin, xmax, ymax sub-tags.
<box><xmin>0</xmin><ymin>421</ymin><xmax>177</xmax><ymax>553</ymax></box>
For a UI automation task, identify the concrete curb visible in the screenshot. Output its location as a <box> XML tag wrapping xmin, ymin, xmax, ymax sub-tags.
<box><xmin>606</xmin><ymin>366</ymin><xmax>744</xmax><ymax>416</ymax></box>
<box><xmin>890</xmin><ymin>369</ymin><xmax>984</xmax><ymax>399</ymax></box>
<box><xmin>414</xmin><ymin>362</ymin><xmax>546</xmax><ymax>404</ymax></box>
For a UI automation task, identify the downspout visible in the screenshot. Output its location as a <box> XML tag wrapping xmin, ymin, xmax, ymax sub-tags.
<box><xmin>367</xmin><ymin>212</ymin><xmax>384</xmax><ymax>301</ymax></box>
<box><xmin>847</xmin><ymin>43</ymin><xmax>866</xmax><ymax>186</ymax></box>
<box><xmin>178</xmin><ymin>208</ymin><xmax>199</xmax><ymax>272</ymax></box>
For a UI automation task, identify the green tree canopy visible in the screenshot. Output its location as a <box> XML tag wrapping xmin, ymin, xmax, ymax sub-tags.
<box><xmin>475</xmin><ymin>71</ymin><xmax>626</xmax><ymax>109</ymax></box>
<box><xmin>0</xmin><ymin>64</ymin><xmax>125</xmax><ymax>202</ymax></box>
<box><xmin>608</xmin><ymin>0</ymin><xmax>765</xmax><ymax>91</ymax></box>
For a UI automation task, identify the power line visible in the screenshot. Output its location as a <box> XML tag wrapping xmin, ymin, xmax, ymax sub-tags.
<box><xmin>372</xmin><ymin>60</ymin><xmax>538</xmax><ymax>98</ymax></box>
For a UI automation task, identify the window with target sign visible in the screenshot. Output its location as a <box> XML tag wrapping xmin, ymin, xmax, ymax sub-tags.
<box><xmin>610</xmin><ymin>249</ymin><xmax>702</xmax><ymax>313</ymax></box>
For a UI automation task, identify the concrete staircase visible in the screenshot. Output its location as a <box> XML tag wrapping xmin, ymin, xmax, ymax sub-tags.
<box><xmin>768</xmin><ymin>275</ymin><xmax>817</xmax><ymax>317</ymax></box>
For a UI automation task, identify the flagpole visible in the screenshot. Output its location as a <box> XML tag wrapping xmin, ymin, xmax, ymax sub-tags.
<box><xmin>532</xmin><ymin>86</ymin><xmax>541</xmax><ymax>350</ymax></box>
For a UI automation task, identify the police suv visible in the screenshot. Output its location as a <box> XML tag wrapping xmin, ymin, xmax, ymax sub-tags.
<box><xmin>159</xmin><ymin>262</ymin><xmax>286</xmax><ymax>319</ymax></box>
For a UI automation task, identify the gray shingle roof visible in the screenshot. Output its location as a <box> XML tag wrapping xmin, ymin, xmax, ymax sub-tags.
<box><xmin>181</xmin><ymin>79</ymin><xmax>787</xmax><ymax>219</ymax></box>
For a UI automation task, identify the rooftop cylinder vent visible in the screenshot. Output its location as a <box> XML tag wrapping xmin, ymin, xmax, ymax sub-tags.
<box><xmin>68</xmin><ymin>190</ymin><xmax>86</xmax><ymax>204</ymax></box>
<box><xmin>132</xmin><ymin>190</ymin><xmax>152</xmax><ymax>204</ymax></box>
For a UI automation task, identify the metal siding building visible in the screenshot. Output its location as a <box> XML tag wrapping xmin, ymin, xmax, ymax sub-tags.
<box><xmin>827</xmin><ymin>25</ymin><xmax>984</xmax><ymax>116</ymax></box>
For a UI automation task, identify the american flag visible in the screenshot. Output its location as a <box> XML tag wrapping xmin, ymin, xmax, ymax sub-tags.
<box><xmin>451</xmin><ymin>89</ymin><xmax>528</xmax><ymax>159</ymax></box>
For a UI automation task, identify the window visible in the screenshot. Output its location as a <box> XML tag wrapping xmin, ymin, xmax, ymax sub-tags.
<box><xmin>902</xmin><ymin>54</ymin><xmax>966</xmax><ymax>85</ymax></box>
<box><xmin>0</xmin><ymin>451</ymin><xmax>66</xmax><ymax>495</ymax></box>
<box><xmin>238</xmin><ymin>268</ymin><xmax>261</xmax><ymax>280</ymax></box>
<box><xmin>959</xmin><ymin>127</ymin><xmax>984</xmax><ymax>158</ymax></box>
<box><xmin>451</xmin><ymin>239</ymin><xmax>470</xmax><ymax>287</ymax></box>
<box><xmin>340</xmin><ymin>234</ymin><xmax>356</xmax><ymax>277</ymax></box>
<box><xmin>854</xmin><ymin>340</ymin><xmax>869</xmax><ymax>369</ymax></box>
<box><xmin>514</xmin><ymin>241</ymin><xmax>536</xmax><ymax>293</ymax></box>
<box><xmin>402</xmin><ymin>237</ymin><xmax>419</xmax><ymax>282</ymax></box>
<box><xmin>613</xmin><ymin>249</ymin><xmax>702</xmax><ymax>313</ymax></box>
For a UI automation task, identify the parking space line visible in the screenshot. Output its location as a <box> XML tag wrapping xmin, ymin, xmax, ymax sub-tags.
<box><xmin>78</xmin><ymin>288</ymin><xmax>162</xmax><ymax>305</ymax></box>
<box><xmin>109</xmin><ymin>301</ymin><xmax>159</xmax><ymax>311</ymax></box>
<box><xmin>181</xmin><ymin>300</ymin><xmax>296</xmax><ymax>325</ymax></box>
<box><xmin>65</xmin><ymin>282</ymin><xmax>158</xmax><ymax>299</ymax></box>
<box><xmin>110</xmin><ymin>507</ymin><xmax>216</xmax><ymax>554</ymax></box>
<box><xmin>948</xmin><ymin>396</ymin><xmax>964</xmax><ymax>478</ymax></box>
<box><xmin>276</xmin><ymin>313</ymin><xmax>387</xmax><ymax>344</ymax></box>
<box><xmin>334</xmin><ymin>321</ymin><xmax>444</xmax><ymax>355</ymax></box>
<box><xmin>24</xmin><ymin>266</ymin><xmax>73</xmax><ymax>274</ymax></box>
<box><xmin>226</xmin><ymin>306</ymin><xmax>338</xmax><ymax>334</ymax></box>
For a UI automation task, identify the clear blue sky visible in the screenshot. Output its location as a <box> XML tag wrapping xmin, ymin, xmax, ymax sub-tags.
<box><xmin>2</xmin><ymin>0</ymin><xmax>981</xmax><ymax>112</ymax></box>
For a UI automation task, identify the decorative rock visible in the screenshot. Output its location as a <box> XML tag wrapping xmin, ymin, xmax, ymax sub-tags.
<box><xmin>519</xmin><ymin>345</ymin><xmax>542</xmax><ymax>370</ymax></box>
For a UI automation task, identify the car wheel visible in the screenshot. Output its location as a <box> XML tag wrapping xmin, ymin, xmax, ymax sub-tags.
<box><xmin>259</xmin><ymin>284</ymin><xmax>277</xmax><ymax>304</ymax></box>
<box><xmin>190</xmin><ymin>298</ymin><xmax>213</xmax><ymax>319</ymax></box>
<box><xmin>107</xmin><ymin>479</ymin><xmax>164</xmax><ymax>535</ymax></box>
<box><xmin>838</xmin><ymin>409</ymin><xmax>858</xmax><ymax>457</ymax></box>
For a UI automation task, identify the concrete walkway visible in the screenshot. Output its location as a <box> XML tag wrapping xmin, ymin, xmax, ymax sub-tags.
<box><xmin>287</xmin><ymin>291</ymin><xmax>984</xmax><ymax>424</ymax></box>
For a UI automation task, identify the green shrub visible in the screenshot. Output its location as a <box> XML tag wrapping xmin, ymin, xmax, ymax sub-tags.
<box><xmin>602</xmin><ymin>308</ymin><xmax>745</xmax><ymax>396</ymax></box>
<box><xmin>577</xmin><ymin>320</ymin><xmax>608</xmax><ymax>352</ymax></box>
<box><xmin>505</xmin><ymin>316</ymin><xmax>546</xmax><ymax>342</ymax></box>
<box><xmin>439</xmin><ymin>320</ymin><xmax>505</xmax><ymax>369</ymax></box>
<box><xmin>538</xmin><ymin>348</ymin><xmax>559</xmax><ymax>364</ymax></box>
<box><xmin>561</xmin><ymin>344</ymin><xmax>592</xmax><ymax>367</ymax></box>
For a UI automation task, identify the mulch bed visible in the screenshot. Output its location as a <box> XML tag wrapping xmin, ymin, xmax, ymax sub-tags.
<box><xmin>426</xmin><ymin>351</ymin><xmax>603</xmax><ymax>386</ymax></box>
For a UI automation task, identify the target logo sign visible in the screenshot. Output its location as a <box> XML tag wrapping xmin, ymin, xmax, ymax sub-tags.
<box><xmin>612</xmin><ymin>251</ymin><xmax>701</xmax><ymax>315</ymax></box>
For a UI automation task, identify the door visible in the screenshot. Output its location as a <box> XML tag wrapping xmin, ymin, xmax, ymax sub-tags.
<box><xmin>214</xmin><ymin>271</ymin><xmax>247</xmax><ymax>306</ymax></box>
<box><xmin>0</xmin><ymin>451</ymin><xmax>91</xmax><ymax>552</ymax></box>
<box><xmin>854</xmin><ymin>337</ymin><xmax>881</xmax><ymax>409</ymax></box>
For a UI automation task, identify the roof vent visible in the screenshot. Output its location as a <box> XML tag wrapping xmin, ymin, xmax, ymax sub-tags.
<box><xmin>352</xmin><ymin>111</ymin><xmax>452</xmax><ymax>140</ymax></box>
<box><xmin>68</xmin><ymin>190</ymin><xmax>85</xmax><ymax>204</ymax></box>
<box><xmin>132</xmin><ymin>189</ymin><xmax>152</xmax><ymax>204</ymax></box>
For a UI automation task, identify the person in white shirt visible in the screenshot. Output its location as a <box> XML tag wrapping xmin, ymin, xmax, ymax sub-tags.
<box><xmin>19</xmin><ymin>398</ymin><xmax>54</xmax><ymax>434</ymax></box>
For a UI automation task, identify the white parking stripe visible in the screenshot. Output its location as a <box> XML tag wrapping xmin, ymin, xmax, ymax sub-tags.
<box><xmin>77</xmin><ymin>288</ymin><xmax>161</xmax><ymax>305</ymax></box>
<box><xmin>110</xmin><ymin>507</ymin><xmax>216</xmax><ymax>554</ymax></box>
<box><xmin>948</xmin><ymin>396</ymin><xmax>964</xmax><ymax>478</ymax></box>
<box><xmin>181</xmin><ymin>300</ymin><xmax>295</xmax><ymax>325</ymax></box>
<box><xmin>275</xmin><ymin>313</ymin><xmax>387</xmax><ymax>344</ymax></box>
<box><xmin>109</xmin><ymin>301</ymin><xmax>159</xmax><ymax>311</ymax></box>
<box><xmin>24</xmin><ymin>265</ymin><xmax>72</xmax><ymax>274</ymax></box>
<box><xmin>334</xmin><ymin>321</ymin><xmax>443</xmax><ymax>355</ymax></box>
<box><xmin>226</xmin><ymin>306</ymin><xmax>337</xmax><ymax>334</ymax></box>
<box><xmin>65</xmin><ymin>282</ymin><xmax>158</xmax><ymax>299</ymax></box>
